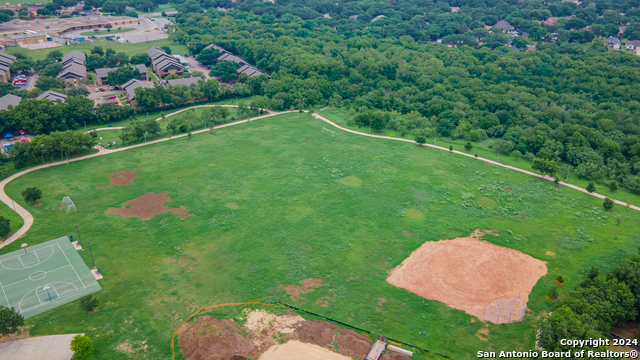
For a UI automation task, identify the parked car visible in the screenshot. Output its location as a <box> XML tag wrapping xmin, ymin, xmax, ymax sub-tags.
<box><xmin>95</xmin><ymin>88</ymin><xmax>99</xmax><ymax>92</ymax></box>
<box><xmin>109</xmin><ymin>86</ymin><xmax>114</xmax><ymax>91</ymax></box>
<box><xmin>228</xmin><ymin>80</ymin><xmax>236</xmax><ymax>85</ymax></box>
<box><xmin>112</xmin><ymin>100</ymin><xmax>118</xmax><ymax>104</ymax></box>
<box><xmin>107</xmin><ymin>95</ymin><xmax>117</xmax><ymax>99</ymax></box>
<box><xmin>99</xmin><ymin>88</ymin><xmax>105</xmax><ymax>92</ymax></box>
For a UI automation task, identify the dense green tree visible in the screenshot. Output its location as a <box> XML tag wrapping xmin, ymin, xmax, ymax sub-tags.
<box><xmin>70</xmin><ymin>335</ymin><xmax>93</xmax><ymax>357</ymax></box>
<box><xmin>21</xmin><ymin>186</ymin><xmax>42</xmax><ymax>204</ymax></box>
<box><xmin>0</xmin><ymin>306</ymin><xmax>23</xmax><ymax>336</ymax></box>
<box><xmin>196</xmin><ymin>47</ymin><xmax>219</xmax><ymax>66</ymax></box>
<box><xmin>0</xmin><ymin>216</ymin><xmax>10</xmax><ymax>238</ymax></box>
<box><xmin>210</xmin><ymin>61</ymin><xmax>239</xmax><ymax>82</ymax></box>
<box><xmin>106</xmin><ymin>67</ymin><xmax>140</xmax><ymax>86</ymax></box>
<box><xmin>35</xmin><ymin>76</ymin><xmax>64</xmax><ymax>92</ymax></box>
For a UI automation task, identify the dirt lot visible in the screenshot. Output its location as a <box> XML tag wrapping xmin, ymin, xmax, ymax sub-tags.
<box><xmin>387</xmin><ymin>229</ymin><xmax>547</xmax><ymax>321</ymax></box>
<box><xmin>97</xmin><ymin>170</ymin><xmax>137</xmax><ymax>188</ymax></box>
<box><xmin>105</xmin><ymin>191</ymin><xmax>192</xmax><ymax>220</ymax></box>
<box><xmin>178</xmin><ymin>309</ymin><xmax>412</xmax><ymax>360</ymax></box>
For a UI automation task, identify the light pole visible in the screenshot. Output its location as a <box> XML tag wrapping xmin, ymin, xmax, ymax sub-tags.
<box><xmin>43</xmin><ymin>285</ymin><xmax>52</xmax><ymax>302</ymax></box>
<box><xmin>87</xmin><ymin>242</ymin><xmax>95</xmax><ymax>268</ymax></box>
<box><xmin>75</xmin><ymin>225</ymin><xmax>82</xmax><ymax>246</ymax></box>
<box><xmin>21</xmin><ymin>243</ymin><xmax>27</xmax><ymax>254</ymax></box>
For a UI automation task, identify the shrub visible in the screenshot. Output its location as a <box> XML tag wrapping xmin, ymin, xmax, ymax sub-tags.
<box><xmin>70</xmin><ymin>335</ymin><xmax>93</xmax><ymax>357</ymax></box>
<box><xmin>464</xmin><ymin>142</ymin><xmax>472</xmax><ymax>151</ymax></box>
<box><xmin>0</xmin><ymin>216</ymin><xmax>10</xmax><ymax>238</ymax></box>
<box><xmin>79</xmin><ymin>295</ymin><xmax>98</xmax><ymax>313</ymax></box>
<box><xmin>603</xmin><ymin>197</ymin><xmax>614</xmax><ymax>211</ymax></box>
<box><xmin>609</xmin><ymin>180</ymin><xmax>618</xmax><ymax>192</ymax></box>
<box><xmin>449</xmin><ymin>145</ymin><xmax>453</xmax><ymax>152</ymax></box>
<box><xmin>586</xmin><ymin>182</ymin><xmax>596</xmax><ymax>193</ymax></box>
<box><xmin>548</xmin><ymin>286</ymin><xmax>558</xmax><ymax>300</ymax></box>
<box><xmin>556</xmin><ymin>275</ymin><xmax>565</xmax><ymax>284</ymax></box>
<box><xmin>0</xmin><ymin>305</ymin><xmax>24</xmax><ymax>336</ymax></box>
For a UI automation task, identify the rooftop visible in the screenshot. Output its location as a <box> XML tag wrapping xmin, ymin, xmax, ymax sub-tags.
<box><xmin>36</xmin><ymin>90</ymin><xmax>67</xmax><ymax>103</ymax></box>
<box><xmin>0</xmin><ymin>94</ymin><xmax>21</xmax><ymax>110</ymax></box>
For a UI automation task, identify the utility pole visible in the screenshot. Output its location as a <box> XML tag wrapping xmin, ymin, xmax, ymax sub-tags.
<box><xmin>75</xmin><ymin>225</ymin><xmax>82</xmax><ymax>247</ymax></box>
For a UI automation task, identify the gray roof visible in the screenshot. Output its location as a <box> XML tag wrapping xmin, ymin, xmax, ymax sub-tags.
<box><xmin>57</xmin><ymin>63</ymin><xmax>86</xmax><ymax>79</ymax></box>
<box><xmin>237</xmin><ymin>65</ymin><xmax>262</xmax><ymax>77</ymax></box>
<box><xmin>155</xmin><ymin>58</ymin><xmax>182</xmax><ymax>70</ymax></box>
<box><xmin>8</xmin><ymin>32</ymin><xmax>46</xmax><ymax>40</ymax></box>
<box><xmin>132</xmin><ymin>64</ymin><xmax>147</xmax><ymax>74</ymax></box>
<box><xmin>95</xmin><ymin>67</ymin><xmax>115</xmax><ymax>78</ymax></box>
<box><xmin>493</xmin><ymin>20</ymin><xmax>512</xmax><ymax>29</ymax></box>
<box><xmin>0</xmin><ymin>52</ymin><xmax>16</xmax><ymax>67</ymax></box>
<box><xmin>217</xmin><ymin>53</ymin><xmax>247</xmax><ymax>66</ymax></box>
<box><xmin>607</xmin><ymin>36</ymin><xmax>622</xmax><ymax>45</ymax></box>
<box><xmin>122</xmin><ymin>79</ymin><xmax>152</xmax><ymax>100</ymax></box>
<box><xmin>62</xmin><ymin>50</ymin><xmax>86</xmax><ymax>63</ymax></box>
<box><xmin>145</xmin><ymin>46</ymin><xmax>164</xmax><ymax>56</ymax></box>
<box><xmin>166</xmin><ymin>77</ymin><xmax>200</xmax><ymax>87</ymax></box>
<box><xmin>36</xmin><ymin>90</ymin><xmax>67</xmax><ymax>103</ymax></box>
<box><xmin>0</xmin><ymin>94</ymin><xmax>21</xmax><ymax>110</ymax></box>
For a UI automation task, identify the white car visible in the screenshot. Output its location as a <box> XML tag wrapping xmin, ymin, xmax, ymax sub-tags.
<box><xmin>95</xmin><ymin>88</ymin><xmax>99</xmax><ymax>92</ymax></box>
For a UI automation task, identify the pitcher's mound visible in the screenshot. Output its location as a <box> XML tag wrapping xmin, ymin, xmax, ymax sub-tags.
<box><xmin>387</xmin><ymin>230</ymin><xmax>546</xmax><ymax>320</ymax></box>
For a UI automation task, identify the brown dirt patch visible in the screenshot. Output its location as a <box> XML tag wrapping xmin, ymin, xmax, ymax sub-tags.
<box><xmin>178</xmin><ymin>310</ymin><xmax>412</xmax><ymax>360</ymax></box>
<box><xmin>476</xmin><ymin>327</ymin><xmax>489</xmax><ymax>341</ymax></box>
<box><xmin>105</xmin><ymin>192</ymin><xmax>192</xmax><ymax>221</ymax></box>
<box><xmin>402</xmin><ymin>230</ymin><xmax>413</xmax><ymax>236</ymax></box>
<box><xmin>545</xmin><ymin>251</ymin><xmax>556</xmax><ymax>256</ymax></box>
<box><xmin>97</xmin><ymin>170</ymin><xmax>137</xmax><ymax>188</ymax></box>
<box><xmin>284</xmin><ymin>278</ymin><xmax>323</xmax><ymax>300</ymax></box>
<box><xmin>33</xmin><ymin>202</ymin><xmax>43</xmax><ymax>206</ymax></box>
<box><xmin>387</xmin><ymin>229</ymin><xmax>547</xmax><ymax>320</ymax></box>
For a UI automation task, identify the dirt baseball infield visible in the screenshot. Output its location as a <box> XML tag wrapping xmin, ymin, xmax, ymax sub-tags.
<box><xmin>387</xmin><ymin>230</ymin><xmax>547</xmax><ymax>320</ymax></box>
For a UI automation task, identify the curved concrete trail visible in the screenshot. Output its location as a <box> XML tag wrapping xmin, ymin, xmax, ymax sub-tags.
<box><xmin>0</xmin><ymin>108</ymin><xmax>637</xmax><ymax>249</ymax></box>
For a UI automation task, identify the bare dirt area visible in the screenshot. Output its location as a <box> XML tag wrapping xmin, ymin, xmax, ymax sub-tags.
<box><xmin>97</xmin><ymin>170</ymin><xmax>137</xmax><ymax>188</ymax></box>
<box><xmin>284</xmin><ymin>278</ymin><xmax>323</xmax><ymax>300</ymax></box>
<box><xmin>105</xmin><ymin>192</ymin><xmax>192</xmax><ymax>220</ymax></box>
<box><xmin>178</xmin><ymin>309</ymin><xmax>412</xmax><ymax>360</ymax></box>
<box><xmin>387</xmin><ymin>229</ymin><xmax>547</xmax><ymax>320</ymax></box>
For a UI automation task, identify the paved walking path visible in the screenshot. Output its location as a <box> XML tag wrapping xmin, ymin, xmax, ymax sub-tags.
<box><xmin>0</xmin><ymin>334</ymin><xmax>77</xmax><ymax>360</ymax></box>
<box><xmin>0</xmin><ymin>108</ymin><xmax>637</xmax><ymax>250</ymax></box>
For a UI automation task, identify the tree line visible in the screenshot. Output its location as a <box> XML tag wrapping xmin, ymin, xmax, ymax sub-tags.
<box><xmin>10</xmin><ymin>131</ymin><xmax>96</xmax><ymax>168</ymax></box>
<box><xmin>540</xmin><ymin>254</ymin><xmax>640</xmax><ymax>352</ymax></box>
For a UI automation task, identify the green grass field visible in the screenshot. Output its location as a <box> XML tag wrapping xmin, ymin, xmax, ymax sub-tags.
<box><xmin>80</xmin><ymin>28</ymin><xmax>135</xmax><ymax>36</ymax></box>
<box><xmin>4</xmin><ymin>39</ymin><xmax>189</xmax><ymax>61</ymax></box>
<box><xmin>1</xmin><ymin>112</ymin><xmax>639</xmax><ymax>358</ymax></box>
<box><xmin>318</xmin><ymin>108</ymin><xmax>640</xmax><ymax>207</ymax></box>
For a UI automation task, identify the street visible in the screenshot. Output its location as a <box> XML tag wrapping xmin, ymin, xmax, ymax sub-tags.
<box><xmin>185</xmin><ymin>57</ymin><xmax>211</xmax><ymax>79</ymax></box>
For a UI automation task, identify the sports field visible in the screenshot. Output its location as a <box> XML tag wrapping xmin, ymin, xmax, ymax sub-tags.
<box><xmin>1</xmin><ymin>112</ymin><xmax>639</xmax><ymax>358</ymax></box>
<box><xmin>0</xmin><ymin>237</ymin><xmax>101</xmax><ymax>318</ymax></box>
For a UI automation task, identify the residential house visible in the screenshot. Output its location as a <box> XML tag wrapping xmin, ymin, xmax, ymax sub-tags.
<box><xmin>493</xmin><ymin>20</ymin><xmax>513</xmax><ymax>30</ymax></box>
<box><xmin>122</xmin><ymin>78</ymin><xmax>152</xmax><ymax>103</ymax></box>
<box><xmin>0</xmin><ymin>94</ymin><xmax>21</xmax><ymax>110</ymax></box>
<box><xmin>0</xmin><ymin>51</ymin><xmax>16</xmax><ymax>83</ymax></box>
<box><xmin>606</xmin><ymin>36</ymin><xmax>622</xmax><ymax>49</ymax></box>
<box><xmin>203</xmin><ymin>44</ymin><xmax>266</xmax><ymax>78</ymax></box>
<box><xmin>36</xmin><ymin>90</ymin><xmax>67</xmax><ymax>103</ymax></box>
<box><xmin>625</xmin><ymin>40</ymin><xmax>640</xmax><ymax>50</ymax></box>
<box><xmin>57</xmin><ymin>61</ymin><xmax>87</xmax><ymax>87</ymax></box>
<box><xmin>370</xmin><ymin>15</ymin><xmax>385</xmax><ymax>22</ymax></box>
<box><xmin>94</xmin><ymin>67</ymin><xmax>116</xmax><ymax>86</ymax></box>
<box><xmin>132</xmin><ymin>64</ymin><xmax>148</xmax><ymax>80</ymax></box>
<box><xmin>619</xmin><ymin>26</ymin><xmax>628</xmax><ymax>36</ymax></box>
<box><xmin>146</xmin><ymin>46</ymin><xmax>182</xmax><ymax>76</ymax></box>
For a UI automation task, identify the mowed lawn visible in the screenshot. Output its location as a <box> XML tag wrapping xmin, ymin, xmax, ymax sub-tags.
<box><xmin>2</xmin><ymin>112</ymin><xmax>639</xmax><ymax>359</ymax></box>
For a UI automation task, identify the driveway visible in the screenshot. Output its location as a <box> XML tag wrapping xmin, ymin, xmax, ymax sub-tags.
<box><xmin>25</xmin><ymin>74</ymin><xmax>37</xmax><ymax>91</ymax></box>
<box><xmin>0</xmin><ymin>334</ymin><xmax>76</xmax><ymax>360</ymax></box>
<box><xmin>186</xmin><ymin>57</ymin><xmax>211</xmax><ymax>79</ymax></box>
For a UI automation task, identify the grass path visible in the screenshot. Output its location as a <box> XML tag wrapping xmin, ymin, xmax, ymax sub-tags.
<box><xmin>0</xmin><ymin>107</ymin><xmax>637</xmax><ymax>252</ymax></box>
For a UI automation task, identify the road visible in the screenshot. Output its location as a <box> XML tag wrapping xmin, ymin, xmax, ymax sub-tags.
<box><xmin>0</xmin><ymin>106</ymin><xmax>638</xmax><ymax>250</ymax></box>
<box><xmin>185</xmin><ymin>57</ymin><xmax>211</xmax><ymax>79</ymax></box>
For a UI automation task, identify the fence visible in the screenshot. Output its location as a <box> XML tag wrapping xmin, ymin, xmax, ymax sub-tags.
<box><xmin>483</xmin><ymin>298</ymin><xmax>526</xmax><ymax>324</ymax></box>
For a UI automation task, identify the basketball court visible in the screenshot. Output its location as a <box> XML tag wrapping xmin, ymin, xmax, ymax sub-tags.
<box><xmin>0</xmin><ymin>237</ymin><xmax>101</xmax><ymax>318</ymax></box>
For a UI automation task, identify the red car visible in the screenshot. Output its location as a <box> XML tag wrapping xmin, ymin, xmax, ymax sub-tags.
<box><xmin>107</xmin><ymin>95</ymin><xmax>117</xmax><ymax>99</ymax></box>
<box><xmin>228</xmin><ymin>80</ymin><xmax>236</xmax><ymax>84</ymax></box>
<box><xmin>112</xmin><ymin>100</ymin><xmax>119</xmax><ymax>104</ymax></box>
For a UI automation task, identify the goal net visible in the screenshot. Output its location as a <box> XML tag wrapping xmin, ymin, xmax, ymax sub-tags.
<box><xmin>483</xmin><ymin>298</ymin><xmax>526</xmax><ymax>324</ymax></box>
<box><xmin>60</xmin><ymin>196</ymin><xmax>76</xmax><ymax>213</ymax></box>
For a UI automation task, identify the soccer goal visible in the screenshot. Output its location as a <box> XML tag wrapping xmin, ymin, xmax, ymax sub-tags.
<box><xmin>322</xmin><ymin>127</ymin><xmax>336</xmax><ymax>137</ymax></box>
<box><xmin>60</xmin><ymin>196</ymin><xmax>76</xmax><ymax>213</ymax></box>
